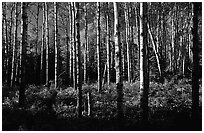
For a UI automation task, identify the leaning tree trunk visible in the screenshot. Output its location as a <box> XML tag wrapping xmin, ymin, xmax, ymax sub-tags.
<box><xmin>139</xmin><ymin>2</ymin><xmax>149</xmax><ymax>124</ymax></box>
<box><xmin>19</xmin><ymin>2</ymin><xmax>28</xmax><ymax>107</ymax></box>
<box><xmin>113</xmin><ymin>2</ymin><xmax>124</xmax><ymax>128</ymax></box>
<box><xmin>147</xmin><ymin>23</ymin><xmax>162</xmax><ymax>78</ymax></box>
<box><xmin>96</xmin><ymin>2</ymin><xmax>102</xmax><ymax>92</ymax></box>
<box><xmin>75</xmin><ymin>2</ymin><xmax>82</xmax><ymax>118</ymax></box>
<box><xmin>191</xmin><ymin>2</ymin><xmax>200</xmax><ymax>123</ymax></box>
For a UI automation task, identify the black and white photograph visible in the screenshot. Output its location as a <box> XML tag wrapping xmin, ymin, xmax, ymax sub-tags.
<box><xmin>1</xmin><ymin>1</ymin><xmax>202</xmax><ymax>131</ymax></box>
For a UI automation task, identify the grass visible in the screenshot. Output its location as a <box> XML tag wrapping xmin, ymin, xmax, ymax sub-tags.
<box><xmin>2</xmin><ymin>78</ymin><xmax>202</xmax><ymax>131</ymax></box>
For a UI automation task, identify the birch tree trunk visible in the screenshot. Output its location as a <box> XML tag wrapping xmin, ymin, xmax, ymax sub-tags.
<box><xmin>45</xmin><ymin>2</ymin><xmax>49</xmax><ymax>86</ymax></box>
<box><xmin>72</xmin><ymin>2</ymin><xmax>77</xmax><ymax>89</ymax></box>
<box><xmin>84</xmin><ymin>3</ymin><xmax>88</xmax><ymax>84</ymax></box>
<box><xmin>19</xmin><ymin>3</ymin><xmax>23</xmax><ymax>85</ymax></box>
<box><xmin>140</xmin><ymin>2</ymin><xmax>149</xmax><ymax>123</ymax></box>
<box><xmin>171</xmin><ymin>12</ymin><xmax>175</xmax><ymax>72</ymax></box>
<box><xmin>69</xmin><ymin>2</ymin><xmax>73</xmax><ymax>84</ymax></box>
<box><xmin>40</xmin><ymin>2</ymin><xmax>45</xmax><ymax>84</ymax></box>
<box><xmin>97</xmin><ymin>2</ymin><xmax>102</xmax><ymax>92</ymax></box>
<box><xmin>11</xmin><ymin>3</ymin><xmax>17</xmax><ymax>87</ymax></box>
<box><xmin>8</xmin><ymin>5</ymin><xmax>14</xmax><ymax>85</ymax></box>
<box><xmin>14</xmin><ymin>3</ymin><xmax>19</xmax><ymax>85</ymax></box>
<box><xmin>19</xmin><ymin>2</ymin><xmax>28</xmax><ymax>107</ymax></box>
<box><xmin>75</xmin><ymin>2</ymin><xmax>82</xmax><ymax>118</ymax></box>
<box><xmin>113</xmin><ymin>2</ymin><xmax>124</xmax><ymax>128</ymax></box>
<box><xmin>54</xmin><ymin>2</ymin><xmax>58</xmax><ymax>88</ymax></box>
<box><xmin>2</xmin><ymin>2</ymin><xmax>9</xmax><ymax>84</ymax></box>
<box><xmin>124</xmin><ymin>3</ymin><xmax>131</xmax><ymax>82</ymax></box>
<box><xmin>106</xmin><ymin>2</ymin><xmax>110</xmax><ymax>85</ymax></box>
<box><xmin>147</xmin><ymin>23</ymin><xmax>162</xmax><ymax>77</ymax></box>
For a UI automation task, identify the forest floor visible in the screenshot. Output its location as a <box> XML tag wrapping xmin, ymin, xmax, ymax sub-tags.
<box><xmin>2</xmin><ymin>78</ymin><xmax>202</xmax><ymax>131</ymax></box>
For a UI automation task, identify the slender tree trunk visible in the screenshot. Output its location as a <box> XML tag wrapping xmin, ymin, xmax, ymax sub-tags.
<box><xmin>147</xmin><ymin>23</ymin><xmax>162</xmax><ymax>77</ymax></box>
<box><xmin>97</xmin><ymin>2</ymin><xmax>102</xmax><ymax>92</ymax></box>
<box><xmin>66</xmin><ymin>30</ymin><xmax>69</xmax><ymax>81</ymax></box>
<box><xmin>19</xmin><ymin>2</ymin><xmax>28</xmax><ymax>107</ymax></box>
<box><xmin>64</xmin><ymin>5</ymin><xmax>70</xmax><ymax>86</ymax></box>
<box><xmin>134</xmin><ymin>3</ymin><xmax>139</xmax><ymax>82</ymax></box>
<box><xmin>2</xmin><ymin>3</ymin><xmax>5</xmax><ymax>76</ymax></box>
<box><xmin>14</xmin><ymin>3</ymin><xmax>19</xmax><ymax>85</ymax></box>
<box><xmin>121</xmin><ymin>34</ymin><xmax>126</xmax><ymax>80</ymax></box>
<box><xmin>33</xmin><ymin>3</ymin><xmax>39</xmax><ymax>85</ymax></box>
<box><xmin>11</xmin><ymin>3</ymin><xmax>17</xmax><ymax>87</ymax></box>
<box><xmin>8</xmin><ymin>5</ymin><xmax>14</xmax><ymax>85</ymax></box>
<box><xmin>113</xmin><ymin>2</ymin><xmax>124</xmax><ymax>128</ymax></box>
<box><xmin>19</xmin><ymin>3</ymin><xmax>23</xmax><ymax>85</ymax></box>
<box><xmin>13</xmin><ymin>4</ymin><xmax>19</xmax><ymax>84</ymax></box>
<box><xmin>129</xmin><ymin>6</ymin><xmax>134</xmax><ymax>82</ymax></box>
<box><xmin>106</xmin><ymin>2</ymin><xmax>110</xmax><ymax>85</ymax></box>
<box><xmin>69</xmin><ymin>2</ymin><xmax>73</xmax><ymax>84</ymax></box>
<box><xmin>125</xmin><ymin>3</ymin><xmax>131</xmax><ymax>82</ymax></box>
<box><xmin>54</xmin><ymin>2</ymin><xmax>58</xmax><ymax>88</ymax></box>
<box><xmin>2</xmin><ymin>2</ymin><xmax>9</xmax><ymax>84</ymax></box>
<box><xmin>45</xmin><ymin>2</ymin><xmax>49</xmax><ymax>86</ymax></box>
<box><xmin>174</xmin><ymin>4</ymin><xmax>178</xmax><ymax>73</ymax></box>
<box><xmin>191</xmin><ymin>2</ymin><xmax>200</xmax><ymax>123</ymax></box>
<box><xmin>162</xmin><ymin>7</ymin><xmax>167</xmax><ymax>66</ymax></box>
<box><xmin>188</xmin><ymin>7</ymin><xmax>193</xmax><ymax>63</ymax></box>
<box><xmin>156</xmin><ymin>8</ymin><xmax>160</xmax><ymax>54</ymax></box>
<box><xmin>137</xmin><ymin>5</ymin><xmax>140</xmax><ymax>76</ymax></box>
<box><xmin>40</xmin><ymin>2</ymin><xmax>45</xmax><ymax>84</ymax></box>
<box><xmin>72</xmin><ymin>2</ymin><xmax>77</xmax><ymax>89</ymax></box>
<box><xmin>15</xmin><ymin>41</ymin><xmax>19</xmax><ymax>84</ymax></box>
<box><xmin>171</xmin><ymin>13</ymin><xmax>175</xmax><ymax>72</ymax></box>
<box><xmin>140</xmin><ymin>2</ymin><xmax>149</xmax><ymax>123</ymax></box>
<box><xmin>87</xmin><ymin>91</ymin><xmax>92</xmax><ymax>116</ymax></box>
<box><xmin>84</xmin><ymin>3</ymin><xmax>88</xmax><ymax>84</ymax></box>
<box><xmin>75</xmin><ymin>2</ymin><xmax>82</xmax><ymax>118</ymax></box>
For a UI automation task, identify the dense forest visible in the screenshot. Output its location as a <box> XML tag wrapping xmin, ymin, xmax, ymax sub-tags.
<box><xmin>2</xmin><ymin>2</ymin><xmax>202</xmax><ymax>131</ymax></box>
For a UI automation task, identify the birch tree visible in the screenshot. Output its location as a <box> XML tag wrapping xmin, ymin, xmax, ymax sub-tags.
<box><xmin>84</xmin><ymin>3</ymin><xmax>88</xmax><ymax>84</ymax></box>
<box><xmin>54</xmin><ymin>2</ymin><xmax>58</xmax><ymax>88</ymax></box>
<box><xmin>97</xmin><ymin>2</ymin><xmax>102</xmax><ymax>92</ymax></box>
<box><xmin>19</xmin><ymin>2</ymin><xmax>28</xmax><ymax>107</ymax></box>
<box><xmin>69</xmin><ymin>2</ymin><xmax>73</xmax><ymax>84</ymax></box>
<box><xmin>2</xmin><ymin>2</ymin><xmax>9</xmax><ymax>84</ymax></box>
<box><xmin>10</xmin><ymin>3</ymin><xmax>18</xmax><ymax>87</ymax></box>
<box><xmin>75</xmin><ymin>2</ymin><xmax>82</xmax><ymax>118</ymax></box>
<box><xmin>139</xmin><ymin>2</ymin><xmax>149</xmax><ymax>123</ymax></box>
<box><xmin>124</xmin><ymin>3</ymin><xmax>131</xmax><ymax>82</ymax></box>
<box><xmin>113</xmin><ymin>2</ymin><xmax>124</xmax><ymax>127</ymax></box>
<box><xmin>106</xmin><ymin>2</ymin><xmax>110</xmax><ymax>85</ymax></box>
<box><xmin>72</xmin><ymin>2</ymin><xmax>77</xmax><ymax>89</ymax></box>
<box><xmin>40</xmin><ymin>2</ymin><xmax>45</xmax><ymax>84</ymax></box>
<box><xmin>45</xmin><ymin>2</ymin><xmax>49</xmax><ymax>86</ymax></box>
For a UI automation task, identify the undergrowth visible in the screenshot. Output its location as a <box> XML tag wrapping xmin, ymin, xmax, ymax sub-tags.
<box><xmin>2</xmin><ymin>78</ymin><xmax>202</xmax><ymax>131</ymax></box>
